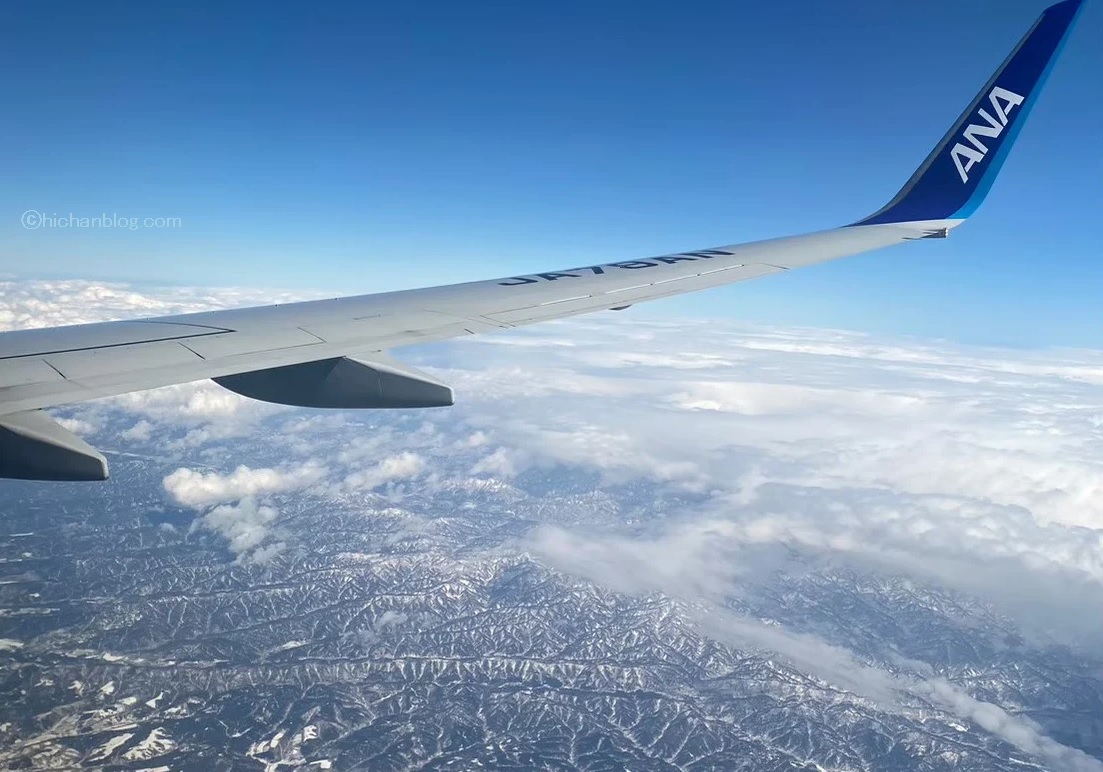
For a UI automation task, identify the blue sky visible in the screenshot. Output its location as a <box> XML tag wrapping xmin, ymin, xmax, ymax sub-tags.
<box><xmin>0</xmin><ymin>0</ymin><xmax>1099</xmax><ymax>346</ymax></box>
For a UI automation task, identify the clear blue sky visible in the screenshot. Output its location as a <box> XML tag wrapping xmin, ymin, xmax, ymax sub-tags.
<box><xmin>0</xmin><ymin>0</ymin><xmax>1099</xmax><ymax>346</ymax></box>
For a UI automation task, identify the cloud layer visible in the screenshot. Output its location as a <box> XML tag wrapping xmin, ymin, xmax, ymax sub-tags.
<box><xmin>5</xmin><ymin>279</ymin><xmax>1100</xmax><ymax>623</ymax></box>
<box><xmin>5</xmin><ymin>278</ymin><xmax>1102</xmax><ymax>766</ymax></box>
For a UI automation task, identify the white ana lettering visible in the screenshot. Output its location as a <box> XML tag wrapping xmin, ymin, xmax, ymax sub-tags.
<box><xmin>951</xmin><ymin>86</ymin><xmax>1026</xmax><ymax>182</ymax></box>
<box><xmin>963</xmin><ymin>108</ymin><xmax>1004</xmax><ymax>153</ymax></box>
<box><xmin>952</xmin><ymin>142</ymin><xmax>986</xmax><ymax>184</ymax></box>
<box><xmin>988</xmin><ymin>86</ymin><xmax>1025</xmax><ymax>125</ymax></box>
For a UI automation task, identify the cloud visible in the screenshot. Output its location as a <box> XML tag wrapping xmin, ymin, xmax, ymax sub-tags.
<box><xmin>247</xmin><ymin>540</ymin><xmax>287</xmax><ymax>566</ymax></box>
<box><xmin>164</xmin><ymin>463</ymin><xmax>327</xmax><ymax>509</ymax></box>
<box><xmin>192</xmin><ymin>497</ymin><xmax>281</xmax><ymax>562</ymax></box>
<box><xmin>667</xmin><ymin>379</ymin><xmax>925</xmax><ymax>416</ymax></box>
<box><xmin>120</xmin><ymin>420</ymin><xmax>154</xmax><ymax>442</ymax></box>
<box><xmin>342</xmin><ymin>452</ymin><xmax>425</xmax><ymax>492</ymax></box>
<box><xmin>915</xmin><ymin>678</ymin><xmax>1103</xmax><ymax>772</ymax></box>
<box><xmin>443</xmin><ymin>319</ymin><xmax>1103</xmax><ymax>526</ymax></box>
<box><xmin>164</xmin><ymin>462</ymin><xmax>327</xmax><ymax>560</ymax></box>
<box><xmin>9</xmin><ymin>279</ymin><xmax>1103</xmax><ymax>599</ymax></box>
<box><xmin>105</xmin><ymin>381</ymin><xmax>287</xmax><ymax>451</ymax></box>
<box><xmin>525</xmin><ymin>522</ymin><xmax>1103</xmax><ymax>771</ymax></box>
<box><xmin>0</xmin><ymin>279</ymin><xmax>320</xmax><ymax>331</ymax></box>
<box><xmin>470</xmin><ymin>447</ymin><xmax>517</xmax><ymax>477</ymax></box>
<box><xmin>51</xmin><ymin>415</ymin><xmax>100</xmax><ymax>436</ymax></box>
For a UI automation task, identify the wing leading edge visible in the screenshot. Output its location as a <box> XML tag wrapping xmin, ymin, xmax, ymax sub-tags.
<box><xmin>0</xmin><ymin>0</ymin><xmax>1084</xmax><ymax>480</ymax></box>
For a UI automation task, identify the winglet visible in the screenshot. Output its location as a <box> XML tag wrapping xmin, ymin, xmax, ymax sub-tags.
<box><xmin>852</xmin><ymin>0</ymin><xmax>1086</xmax><ymax>227</ymax></box>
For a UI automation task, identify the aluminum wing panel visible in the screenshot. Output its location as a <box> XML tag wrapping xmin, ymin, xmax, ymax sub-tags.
<box><xmin>0</xmin><ymin>222</ymin><xmax>940</xmax><ymax>416</ymax></box>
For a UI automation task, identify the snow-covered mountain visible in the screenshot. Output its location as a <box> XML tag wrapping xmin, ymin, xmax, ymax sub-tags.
<box><xmin>1</xmin><ymin>409</ymin><xmax>1100</xmax><ymax>771</ymax></box>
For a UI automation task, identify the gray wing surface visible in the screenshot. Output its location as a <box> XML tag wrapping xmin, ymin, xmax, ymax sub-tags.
<box><xmin>0</xmin><ymin>222</ymin><xmax>941</xmax><ymax>418</ymax></box>
<box><xmin>0</xmin><ymin>0</ymin><xmax>1084</xmax><ymax>480</ymax></box>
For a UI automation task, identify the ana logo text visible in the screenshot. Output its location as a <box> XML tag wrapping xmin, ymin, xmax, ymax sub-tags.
<box><xmin>950</xmin><ymin>86</ymin><xmax>1025</xmax><ymax>184</ymax></box>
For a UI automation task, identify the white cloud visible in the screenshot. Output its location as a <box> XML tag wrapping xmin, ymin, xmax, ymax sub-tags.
<box><xmin>525</xmin><ymin>521</ymin><xmax>1103</xmax><ymax>771</ymax></box>
<box><xmin>192</xmin><ymin>497</ymin><xmax>280</xmax><ymax>562</ymax></box>
<box><xmin>120</xmin><ymin>420</ymin><xmax>154</xmax><ymax>442</ymax></box>
<box><xmin>458</xmin><ymin>431</ymin><xmax>489</xmax><ymax>449</ymax></box>
<box><xmin>163</xmin><ymin>461</ymin><xmax>325</xmax><ymax>562</ymax></box>
<box><xmin>0</xmin><ymin>279</ymin><xmax>319</xmax><ymax>331</ymax></box>
<box><xmin>247</xmin><ymin>540</ymin><xmax>287</xmax><ymax>566</ymax></box>
<box><xmin>450</xmin><ymin>320</ymin><xmax>1103</xmax><ymax>526</ymax></box>
<box><xmin>163</xmin><ymin>461</ymin><xmax>326</xmax><ymax>563</ymax></box>
<box><xmin>342</xmin><ymin>452</ymin><xmax>425</xmax><ymax>492</ymax></box>
<box><xmin>668</xmin><ymin>379</ymin><xmax>925</xmax><ymax>416</ymax></box>
<box><xmin>470</xmin><ymin>447</ymin><xmax>517</xmax><ymax>477</ymax></box>
<box><xmin>51</xmin><ymin>415</ymin><xmax>100</xmax><ymax>437</ymax></box>
<box><xmin>421</xmin><ymin>319</ymin><xmax>1103</xmax><ymax>658</ymax></box>
<box><xmin>164</xmin><ymin>463</ymin><xmax>327</xmax><ymax>509</ymax></box>
<box><xmin>106</xmin><ymin>381</ymin><xmax>286</xmax><ymax>450</ymax></box>
<box><xmin>916</xmin><ymin>678</ymin><xmax>1103</xmax><ymax>772</ymax></box>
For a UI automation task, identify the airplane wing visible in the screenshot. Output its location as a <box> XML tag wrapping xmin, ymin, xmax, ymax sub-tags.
<box><xmin>0</xmin><ymin>0</ymin><xmax>1086</xmax><ymax>481</ymax></box>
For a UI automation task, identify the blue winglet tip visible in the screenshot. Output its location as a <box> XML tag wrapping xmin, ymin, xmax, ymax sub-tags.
<box><xmin>1043</xmin><ymin>0</ymin><xmax>1088</xmax><ymax>30</ymax></box>
<box><xmin>1046</xmin><ymin>0</ymin><xmax>1084</xmax><ymax>14</ymax></box>
<box><xmin>851</xmin><ymin>0</ymin><xmax>1085</xmax><ymax>228</ymax></box>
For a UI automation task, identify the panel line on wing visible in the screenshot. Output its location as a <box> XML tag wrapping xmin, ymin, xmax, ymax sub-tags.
<box><xmin>142</xmin><ymin>320</ymin><xmax>235</xmax><ymax>333</ymax></box>
<box><xmin>538</xmin><ymin>295</ymin><xmax>594</xmax><ymax>307</ymax></box>
<box><xmin>0</xmin><ymin>330</ymin><xmax>228</xmax><ymax>361</ymax></box>
<box><xmin>595</xmin><ymin>264</ymin><xmax>751</xmax><ymax>296</ymax></box>
<box><xmin>695</xmin><ymin>264</ymin><xmax>748</xmax><ymax>276</ymax></box>
<box><xmin>600</xmin><ymin>284</ymin><xmax>651</xmax><ymax>295</ymax></box>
